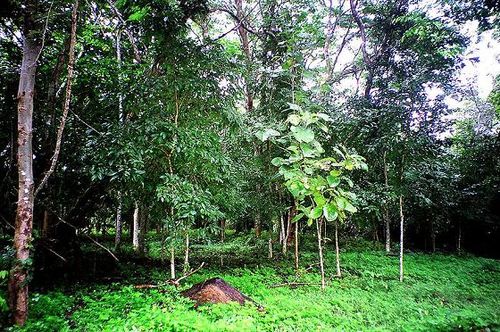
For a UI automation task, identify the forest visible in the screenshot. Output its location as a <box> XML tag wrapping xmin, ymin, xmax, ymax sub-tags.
<box><xmin>0</xmin><ymin>0</ymin><xmax>499</xmax><ymax>330</ymax></box>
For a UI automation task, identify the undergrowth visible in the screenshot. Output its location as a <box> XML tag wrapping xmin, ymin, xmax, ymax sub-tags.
<box><xmin>1</xmin><ymin>236</ymin><xmax>499</xmax><ymax>331</ymax></box>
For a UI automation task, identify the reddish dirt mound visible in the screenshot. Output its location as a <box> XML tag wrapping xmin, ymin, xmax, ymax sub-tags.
<box><xmin>181</xmin><ymin>277</ymin><xmax>252</xmax><ymax>306</ymax></box>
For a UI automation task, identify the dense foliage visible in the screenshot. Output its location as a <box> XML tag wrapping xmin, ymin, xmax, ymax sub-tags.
<box><xmin>0</xmin><ymin>0</ymin><xmax>498</xmax><ymax>329</ymax></box>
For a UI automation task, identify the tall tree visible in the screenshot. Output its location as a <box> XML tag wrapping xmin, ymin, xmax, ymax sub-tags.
<box><xmin>8</xmin><ymin>0</ymin><xmax>42</xmax><ymax>325</ymax></box>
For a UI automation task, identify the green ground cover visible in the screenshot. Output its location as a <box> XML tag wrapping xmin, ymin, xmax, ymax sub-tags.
<box><xmin>4</xmin><ymin>237</ymin><xmax>500</xmax><ymax>332</ymax></box>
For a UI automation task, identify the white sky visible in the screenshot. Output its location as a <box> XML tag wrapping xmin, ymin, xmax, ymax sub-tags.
<box><xmin>459</xmin><ymin>23</ymin><xmax>500</xmax><ymax>99</ymax></box>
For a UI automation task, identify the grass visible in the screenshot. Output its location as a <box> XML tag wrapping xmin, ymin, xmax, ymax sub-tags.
<box><xmin>2</xmin><ymin>235</ymin><xmax>499</xmax><ymax>331</ymax></box>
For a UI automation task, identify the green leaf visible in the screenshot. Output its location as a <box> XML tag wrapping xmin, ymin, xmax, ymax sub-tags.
<box><xmin>271</xmin><ymin>157</ymin><xmax>284</xmax><ymax>166</ymax></box>
<box><xmin>287</xmin><ymin>114</ymin><xmax>301</xmax><ymax>125</ymax></box>
<box><xmin>326</xmin><ymin>175</ymin><xmax>341</xmax><ymax>187</ymax></box>
<box><xmin>323</xmin><ymin>204</ymin><xmax>338</xmax><ymax>221</ymax></box>
<box><xmin>291</xmin><ymin>126</ymin><xmax>315</xmax><ymax>143</ymax></box>
<box><xmin>345</xmin><ymin>201</ymin><xmax>357</xmax><ymax>213</ymax></box>
<box><xmin>128</xmin><ymin>7</ymin><xmax>149</xmax><ymax>21</ymax></box>
<box><xmin>291</xmin><ymin>213</ymin><xmax>304</xmax><ymax>223</ymax></box>
<box><xmin>287</xmin><ymin>103</ymin><xmax>302</xmax><ymax>111</ymax></box>
<box><xmin>336</xmin><ymin>196</ymin><xmax>348</xmax><ymax>210</ymax></box>
<box><xmin>310</xmin><ymin>206</ymin><xmax>323</xmax><ymax>219</ymax></box>
<box><xmin>313</xmin><ymin>193</ymin><xmax>326</xmax><ymax>207</ymax></box>
<box><xmin>255</xmin><ymin>128</ymin><xmax>281</xmax><ymax>142</ymax></box>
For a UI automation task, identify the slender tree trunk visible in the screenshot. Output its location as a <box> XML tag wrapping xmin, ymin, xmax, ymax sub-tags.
<box><xmin>255</xmin><ymin>213</ymin><xmax>261</xmax><ymax>237</ymax></box>
<box><xmin>294</xmin><ymin>221</ymin><xmax>299</xmax><ymax>270</ymax></box>
<box><xmin>184</xmin><ymin>230</ymin><xmax>190</xmax><ymax>272</ymax></box>
<box><xmin>138</xmin><ymin>205</ymin><xmax>146</xmax><ymax>254</ymax></box>
<box><xmin>383</xmin><ymin>150</ymin><xmax>391</xmax><ymax>253</ymax></box>
<box><xmin>235</xmin><ymin>0</ymin><xmax>253</xmax><ymax>112</ymax></box>
<box><xmin>316</xmin><ymin>219</ymin><xmax>325</xmax><ymax>289</ymax></box>
<box><xmin>9</xmin><ymin>0</ymin><xmax>42</xmax><ymax>324</ymax></box>
<box><xmin>399</xmin><ymin>195</ymin><xmax>404</xmax><ymax>282</ymax></box>
<box><xmin>114</xmin><ymin>27</ymin><xmax>124</xmax><ymax>251</ymax></box>
<box><xmin>268</xmin><ymin>238</ymin><xmax>273</xmax><ymax>259</ymax></box>
<box><xmin>283</xmin><ymin>206</ymin><xmax>294</xmax><ymax>255</ymax></box>
<box><xmin>457</xmin><ymin>220</ymin><xmax>462</xmax><ymax>254</ymax></box>
<box><xmin>220</xmin><ymin>220</ymin><xmax>225</xmax><ymax>242</ymax></box>
<box><xmin>170</xmin><ymin>246</ymin><xmax>176</xmax><ymax>279</ymax></box>
<box><xmin>335</xmin><ymin>219</ymin><xmax>341</xmax><ymax>277</ymax></box>
<box><xmin>114</xmin><ymin>193</ymin><xmax>122</xmax><ymax>250</ymax></box>
<box><xmin>132</xmin><ymin>201</ymin><xmax>140</xmax><ymax>252</ymax></box>
<box><xmin>42</xmin><ymin>210</ymin><xmax>50</xmax><ymax>238</ymax></box>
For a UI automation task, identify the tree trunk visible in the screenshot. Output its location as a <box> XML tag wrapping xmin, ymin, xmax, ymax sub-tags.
<box><xmin>114</xmin><ymin>193</ymin><xmax>122</xmax><ymax>250</ymax></box>
<box><xmin>138</xmin><ymin>205</ymin><xmax>146</xmax><ymax>254</ymax></box>
<box><xmin>334</xmin><ymin>219</ymin><xmax>341</xmax><ymax>277</ymax></box>
<box><xmin>279</xmin><ymin>213</ymin><xmax>285</xmax><ymax>245</ymax></box>
<box><xmin>316</xmin><ymin>219</ymin><xmax>325</xmax><ymax>289</ymax></box>
<box><xmin>294</xmin><ymin>220</ymin><xmax>299</xmax><ymax>271</ymax></box>
<box><xmin>170</xmin><ymin>246</ymin><xmax>176</xmax><ymax>279</ymax></box>
<box><xmin>8</xmin><ymin>0</ymin><xmax>42</xmax><ymax>324</ymax></box>
<box><xmin>383</xmin><ymin>150</ymin><xmax>391</xmax><ymax>253</ymax></box>
<box><xmin>220</xmin><ymin>220</ymin><xmax>225</xmax><ymax>242</ymax></box>
<box><xmin>268</xmin><ymin>238</ymin><xmax>273</xmax><ymax>259</ymax></box>
<box><xmin>284</xmin><ymin>206</ymin><xmax>294</xmax><ymax>255</ymax></box>
<box><xmin>235</xmin><ymin>0</ymin><xmax>253</xmax><ymax>112</ymax></box>
<box><xmin>457</xmin><ymin>220</ymin><xmax>462</xmax><ymax>254</ymax></box>
<box><xmin>399</xmin><ymin>195</ymin><xmax>404</xmax><ymax>282</ymax></box>
<box><xmin>132</xmin><ymin>201</ymin><xmax>140</xmax><ymax>252</ymax></box>
<box><xmin>184</xmin><ymin>230</ymin><xmax>190</xmax><ymax>272</ymax></box>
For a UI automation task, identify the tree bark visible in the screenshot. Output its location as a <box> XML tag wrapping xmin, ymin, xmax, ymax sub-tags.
<box><xmin>114</xmin><ymin>192</ymin><xmax>122</xmax><ymax>250</ymax></box>
<box><xmin>268</xmin><ymin>238</ymin><xmax>273</xmax><ymax>259</ymax></box>
<box><xmin>457</xmin><ymin>220</ymin><xmax>462</xmax><ymax>254</ymax></box>
<box><xmin>9</xmin><ymin>0</ymin><xmax>42</xmax><ymax>325</ymax></box>
<box><xmin>170</xmin><ymin>246</ymin><xmax>176</xmax><ymax>279</ymax></box>
<box><xmin>316</xmin><ymin>219</ymin><xmax>326</xmax><ymax>289</ymax></box>
<box><xmin>399</xmin><ymin>195</ymin><xmax>404</xmax><ymax>282</ymax></box>
<box><xmin>132</xmin><ymin>201</ymin><xmax>140</xmax><ymax>252</ymax></box>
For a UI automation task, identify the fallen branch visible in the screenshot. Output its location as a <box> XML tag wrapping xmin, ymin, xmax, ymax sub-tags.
<box><xmin>134</xmin><ymin>262</ymin><xmax>205</xmax><ymax>290</ymax></box>
<box><xmin>169</xmin><ymin>262</ymin><xmax>205</xmax><ymax>287</ymax></box>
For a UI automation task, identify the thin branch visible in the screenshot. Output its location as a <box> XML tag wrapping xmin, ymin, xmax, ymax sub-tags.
<box><xmin>106</xmin><ymin>0</ymin><xmax>142</xmax><ymax>63</ymax></box>
<box><xmin>70</xmin><ymin>110</ymin><xmax>104</xmax><ymax>136</ymax></box>
<box><xmin>349</xmin><ymin>0</ymin><xmax>373</xmax><ymax>98</ymax></box>
<box><xmin>32</xmin><ymin>0</ymin><xmax>55</xmax><ymax>66</ymax></box>
<box><xmin>170</xmin><ymin>262</ymin><xmax>205</xmax><ymax>286</ymax></box>
<box><xmin>52</xmin><ymin>212</ymin><xmax>119</xmax><ymax>262</ymax></box>
<box><xmin>35</xmin><ymin>0</ymin><xmax>79</xmax><ymax>197</ymax></box>
<box><xmin>45</xmin><ymin>247</ymin><xmax>67</xmax><ymax>262</ymax></box>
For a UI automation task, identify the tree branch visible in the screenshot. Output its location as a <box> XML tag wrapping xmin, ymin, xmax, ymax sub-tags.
<box><xmin>35</xmin><ymin>0</ymin><xmax>78</xmax><ymax>197</ymax></box>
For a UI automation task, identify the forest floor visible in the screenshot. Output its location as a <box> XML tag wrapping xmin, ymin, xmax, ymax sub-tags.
<box><xmin>3</xmin><ymin>234</ymin><xmax>500</xmax><ymax>331</ymax></box>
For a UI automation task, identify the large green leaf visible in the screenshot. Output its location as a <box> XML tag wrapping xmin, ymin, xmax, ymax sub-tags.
<box><xmin>327</xmin><ymin>175</ymin><xmax>340</xmax><ymax>187</ymax></box>
<box><xmin>310</xmin><ymin>206</ymin><xmax>323</xmax><ymax>219</ymax></box>
<box><xmin>291</xmin><ymin>126</ymin><xmax>315</xmax><ymax>143</ymax></box>
<box><xmin>323</xmin><ymin>204</ymin><xmax>338</xmax><ymax>221</ymax></box>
